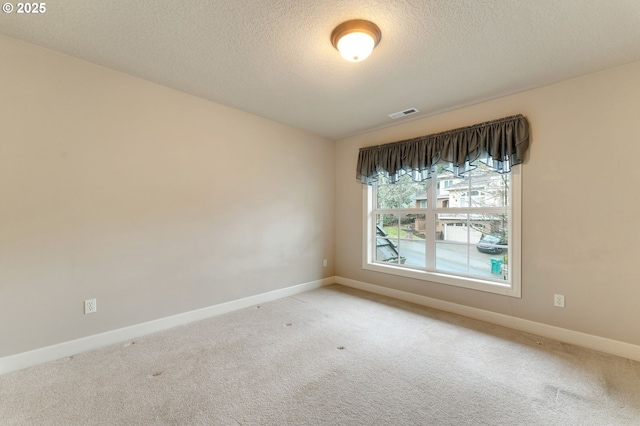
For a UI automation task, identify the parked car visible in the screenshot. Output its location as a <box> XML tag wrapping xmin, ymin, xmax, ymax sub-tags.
<box><xmin>476</xmin><ymin>234</ymin><xmax>507</xmax><ymax>254</ymax></box>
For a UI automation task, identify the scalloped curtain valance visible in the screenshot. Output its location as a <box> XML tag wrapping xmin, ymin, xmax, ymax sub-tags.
<box><xmin>356</xmin><ymin>114</ymin><xmax>530</xmax><ymax>185</ymax></box>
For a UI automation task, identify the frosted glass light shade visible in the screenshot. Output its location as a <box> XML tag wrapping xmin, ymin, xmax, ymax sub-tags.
<box><xmin>337</xmin><ymin>32</ymin><xmax>375</xmax><ymax>62</ymax></box>
<box><xmin>331</xmin><ymin>20</ymin><xmax>381</xmax><ymax>63</ymax></box>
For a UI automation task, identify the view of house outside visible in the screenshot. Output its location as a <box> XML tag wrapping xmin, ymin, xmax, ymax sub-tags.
<box><xmin>374</xmin><ymin>163</ymin><xmax>510</xmax><ymax>281</ymax></box>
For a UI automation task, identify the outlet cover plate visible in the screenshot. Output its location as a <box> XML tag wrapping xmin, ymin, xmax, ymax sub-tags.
<box><xmin>554</xmin><ymin>294</ymin><xmax>565</xmax><ymax>308</ymax></box>
<box><xmin>84</xmin><ymin>299</ymin><xmax>97</xmax><ymax>314</ymax></box>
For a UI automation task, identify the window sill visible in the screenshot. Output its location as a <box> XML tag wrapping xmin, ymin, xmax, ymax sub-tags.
<box><xmin>363</xmin><ymin>262</ymin><xmax>521</xmax><ymax>298</ymax></box>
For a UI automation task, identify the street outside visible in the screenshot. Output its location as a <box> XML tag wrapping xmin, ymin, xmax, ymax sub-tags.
<box><xmin>392</xmin><ymin>239</ymin><xmax>507</xmax><ymax>280</ymax></box>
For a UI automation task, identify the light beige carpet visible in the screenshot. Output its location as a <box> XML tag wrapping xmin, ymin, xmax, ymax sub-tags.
<box><xmin>1</xmin><ymin>284</ymin><xmax>639</xmax><ymax>425</ymax></box>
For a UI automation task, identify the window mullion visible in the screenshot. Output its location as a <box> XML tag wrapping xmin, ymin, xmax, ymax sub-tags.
<box><xmin>466</xmin><ymin>176</ymin><xmax>472</xmax><ymax>274</ymax></box>
<box><xmin>425</xmin><ymin>178</ymin><xmax>436</xmax><ymax>270</ymax></box>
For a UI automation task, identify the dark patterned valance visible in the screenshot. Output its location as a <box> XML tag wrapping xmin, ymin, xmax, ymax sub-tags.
<box><xmin>356</xmin><ymin>114</ymin><xmax>530</xmax><ymax>185</ymax></box>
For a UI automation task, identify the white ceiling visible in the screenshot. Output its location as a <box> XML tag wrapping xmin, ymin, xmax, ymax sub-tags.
<box><xmin>2</xmin><ymin>0</ymin><xmax>640</xmax><ymax>140</ymax></box>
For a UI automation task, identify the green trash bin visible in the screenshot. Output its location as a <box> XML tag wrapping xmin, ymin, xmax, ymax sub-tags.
<box><xmin>491</xmin><ymin>258</ymin><xmax>503</xmax><ymax>274</ymax></box>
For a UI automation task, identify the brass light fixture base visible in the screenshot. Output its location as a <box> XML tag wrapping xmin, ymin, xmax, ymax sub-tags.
<box><xmin>331</xmin><ymin>19</ymin><xmax>382</xmax><ymax>51</ymax></box>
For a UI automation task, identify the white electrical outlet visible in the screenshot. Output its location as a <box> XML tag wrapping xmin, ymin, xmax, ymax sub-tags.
<box><xmin>323</xmin><ymin>259</ymin><xmax>328</xmax><ymax>267</ymax></box>
<box><xmin>554</xmin><ymin>294</ymin><xmax>565</xmax><ymax>308</ymax></box>
<box><xmin>84</xmin><ymin>299</ymin><xmax>97</xmax><ymax>314</ymax></box>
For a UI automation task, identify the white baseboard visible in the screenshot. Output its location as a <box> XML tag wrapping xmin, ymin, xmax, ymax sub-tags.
<box><xmin>0</xmin><ymin>277</ymin><xmax>335</xmax><ymax>376</ymax></box>
<box><xmin>6</xmin><ymin>275</ymin><xmax>637</xmax><ymax>376</ymax></box>
<box><xmin>335</xmin><ymin>276</ymin><xmax>640</xmax><ymax>362</ymax></box>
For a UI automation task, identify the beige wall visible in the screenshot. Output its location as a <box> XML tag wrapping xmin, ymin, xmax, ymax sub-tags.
<box><xmin>3</xmin><ymin>32</ymin><xmax>639</xmax><ymax>359</ymax></box>
<box><xmin>336</xmin><ymin>61</ymin><xmax>640</xmax><ymax>346</ymax></box>
<box><xmin>0</xmin><ymin>36</ymin><xmax>335</xmax><ymax>357</ymax></box>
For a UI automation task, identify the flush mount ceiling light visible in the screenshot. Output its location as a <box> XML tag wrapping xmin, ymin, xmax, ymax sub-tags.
<box><xmin>331</xmin><ymin>19</ymin><xmax>381</xmax><ymax>62</ymax></box>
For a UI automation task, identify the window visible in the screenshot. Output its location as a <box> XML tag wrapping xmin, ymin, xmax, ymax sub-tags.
<box><xmin>356</xmin><ymin>114</ymin><xmax>528</xmax><ymax>297</ymax></box>
<box><xmin>363</xmin><ymin>163</ymin><xmax>521</xmax><ymax>297</ymax></box>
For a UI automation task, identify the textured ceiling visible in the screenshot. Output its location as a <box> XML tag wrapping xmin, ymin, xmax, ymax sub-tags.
<box><xmin>2</xmin><ymin>0</ymin><xmax>640</xmax><ymax>140</ymax></box>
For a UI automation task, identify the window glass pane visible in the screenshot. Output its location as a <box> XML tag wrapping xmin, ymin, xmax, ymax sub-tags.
<box><xmin>376</xmin><ymin>174</ymin><xmax>428</xmax><ymax>209</ymax></box>
<box><xmin>435</xmin><ymin>241</ymin><xmax>469</xmax><ymax>275</ymax></box>
<box><xmin>401</xmin><ymin>214</ymin><xmax>426</xmax><ymax>238</ymax></box>
<box><xmin>375</xmin><ymin>214</ymin><xmax>402</xmax><ymax>264</ymax></box>
<box><xmin>437</xmin><ymin>214</ymin><xmax>470</xmax><ymax>243</ymax></box>
<box><xmin>436</xmin><ymin>213</ymin><xmax>469</xmax><ymax>275</ymax></box>
<box><xmin>469</xmin><ymin>164</ymin><xmax>510</xmax><ymax>208</ymax></box>
<box><xmin>469</xmin><ymin>248</ymin><xmax>508</xmax><ymax>281</ymax></box>
<box><xmin>438</xmin><ymin>173</ymin><xmax>468</xmax><ymax>207</ymax></box>
<box><xmin>403</xmin><ymin>179</ymin><xmax>428</xmax><ymax>209</ymax></box>
<box><xmin>376</xmin><ymin>176</ymin><xmax>397</xmax><ymax>209</ymax></box>
<box><xmin>399</xmin><ymin>214</ymin><xmax>426</xmax><ymax>268</ymax></box>
<box><xmin>474</xmin><ymin>214</ymin><xmax>509</xmax><ymax>242</ymax></box>
<box><xmin>398</xmin><ymin>240</ymin><xmax>424</xmax><ymax>268</ymax></box>
<box><xmin>376</xmin><ymin>213</ymin><xmax>398</xmax><ymax>236</ymax></box>
<box><xmin>471</xmin><ymin>214</ymin><xmax>509</xmax><ymax>279</ymax></box>
<box><xmin>434</xmin><ymin>213</ymin><xmax>509</xmax><ymax>277</ymax></box>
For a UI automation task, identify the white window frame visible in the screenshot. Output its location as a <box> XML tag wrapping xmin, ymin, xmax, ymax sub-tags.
<box><xmin>362</xmin><ymin>166</ymin><xmax>521</xmax><ymax>298</ymax></box>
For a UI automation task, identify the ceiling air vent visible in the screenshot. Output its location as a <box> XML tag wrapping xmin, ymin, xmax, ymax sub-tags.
<box><xmin>388</xmin><ymin>108</ymin><xmax>419</xmax><ymax>119</ymax></box>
